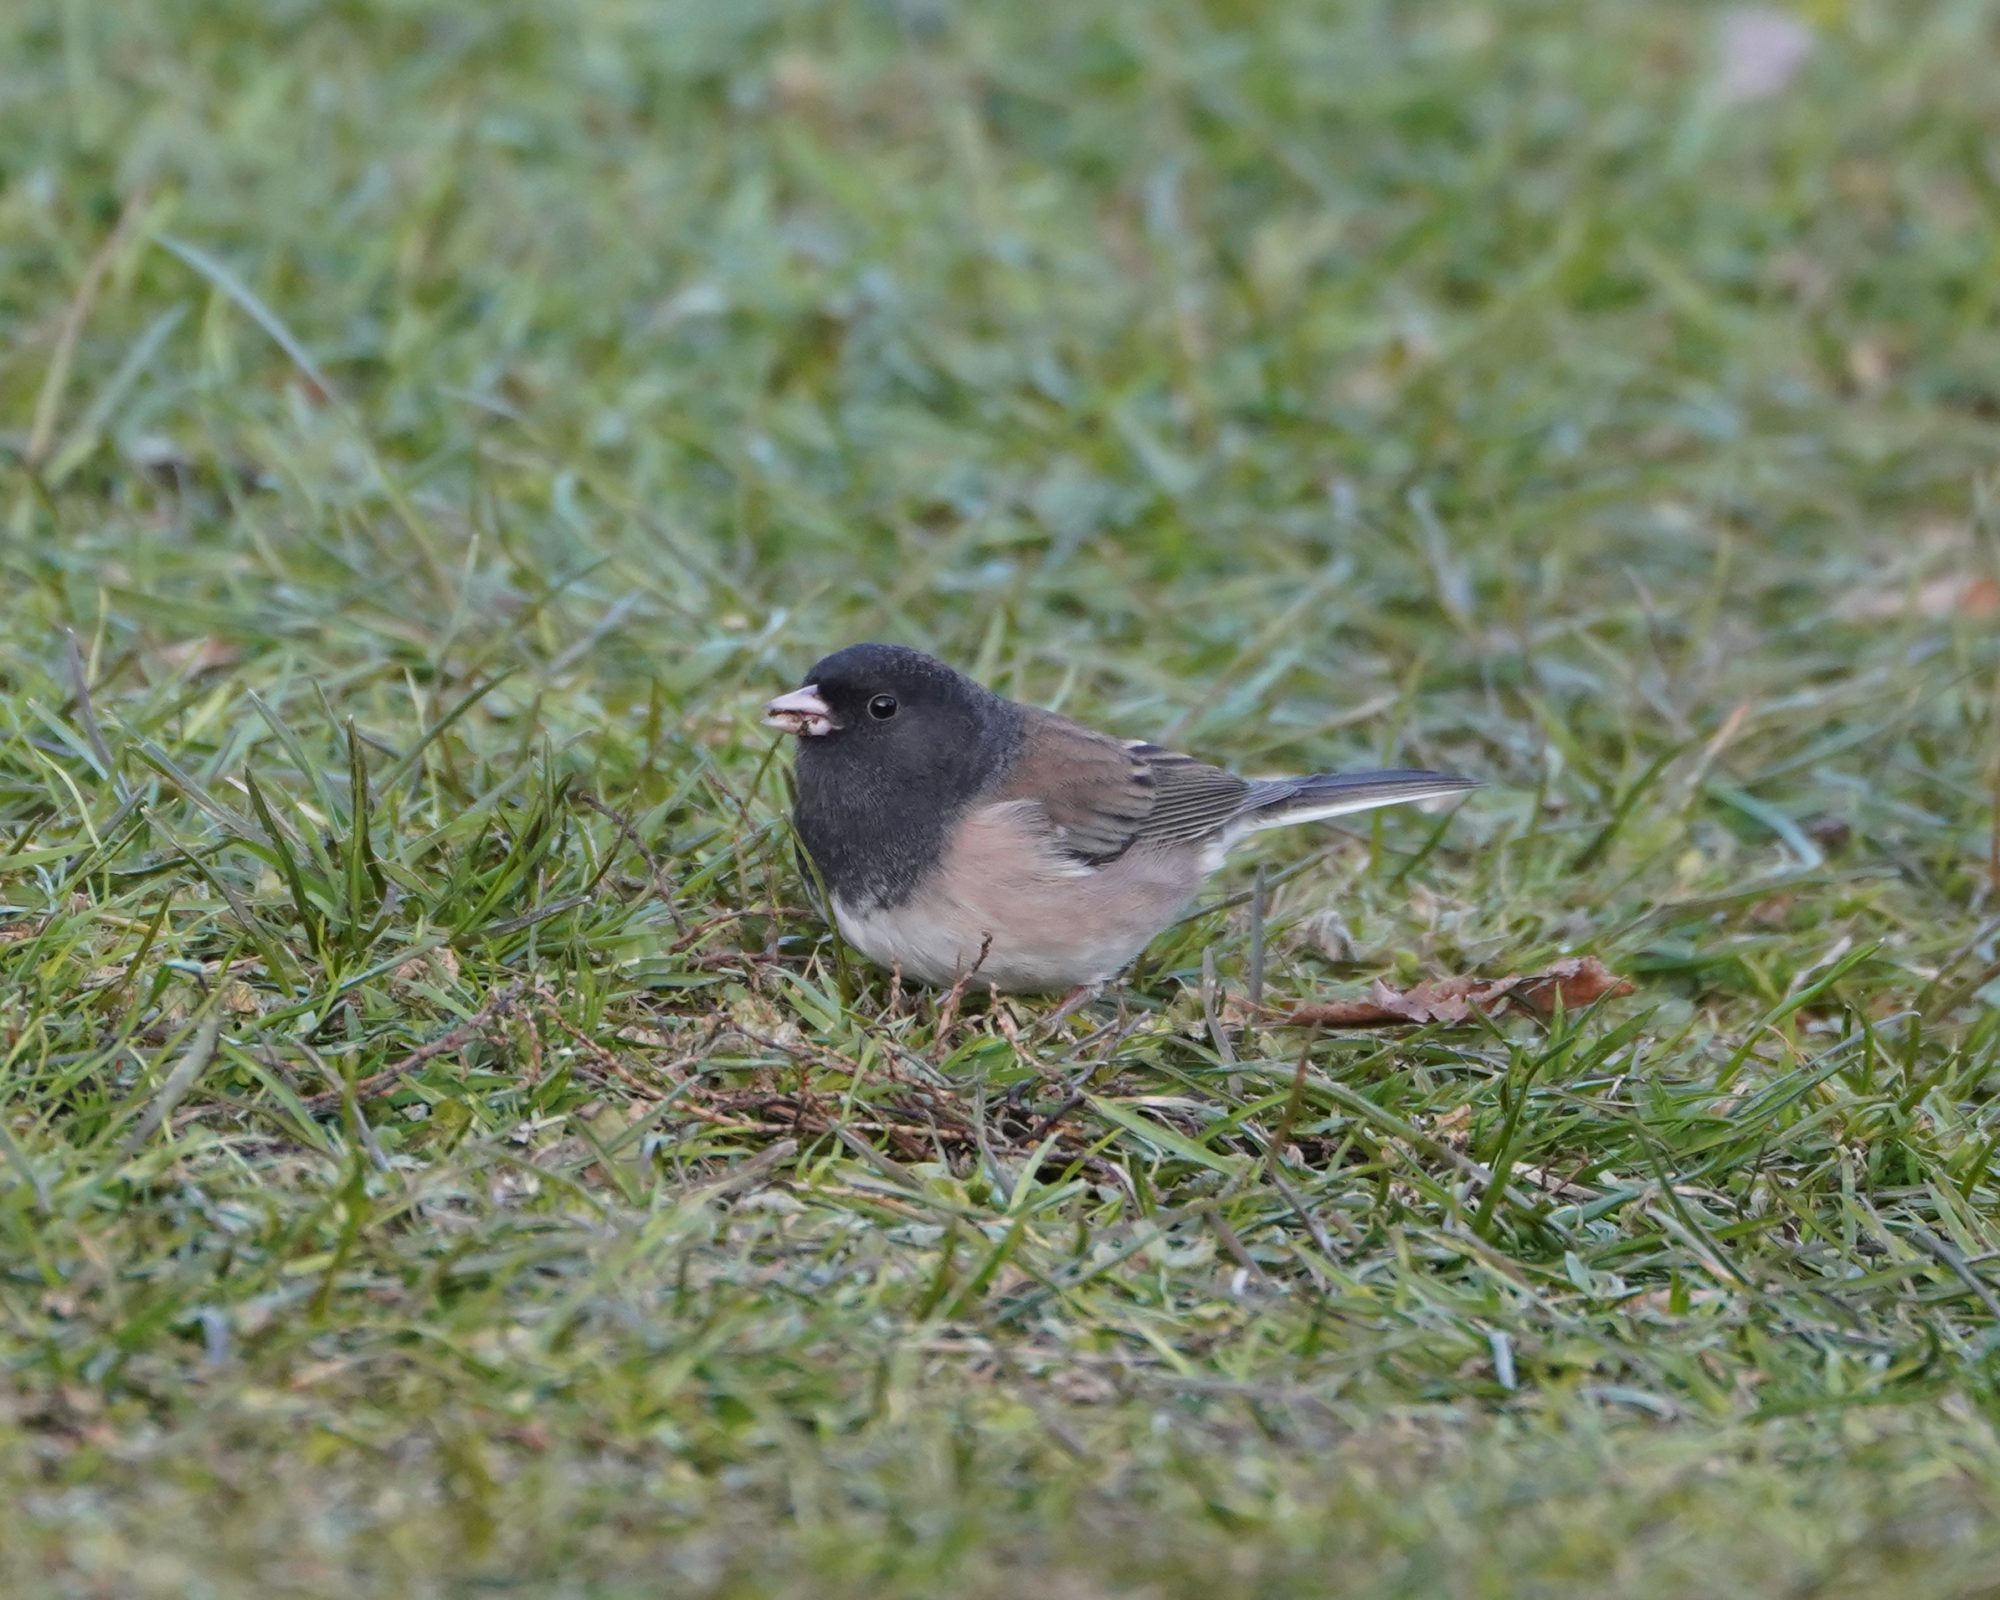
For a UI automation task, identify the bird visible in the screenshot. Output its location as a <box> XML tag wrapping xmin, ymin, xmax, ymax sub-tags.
<box><xmin>762</xmin><ymin>643</ymin><xmax>1475</xmax><ymax>997</ymax></box>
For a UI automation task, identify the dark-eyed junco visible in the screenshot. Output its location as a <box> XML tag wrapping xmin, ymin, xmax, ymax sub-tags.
<box><xmin>763</xmin><ymin>643</ymin><xmax>1475</xmax><ymax>995</ymax></box>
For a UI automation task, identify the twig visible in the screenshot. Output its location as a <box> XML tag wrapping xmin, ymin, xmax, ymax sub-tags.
<box><xmin>667</xmin><ymin>905</ymin><xmax>811</xmax><ymax>956</ymax></box>
<box><xmin>119</xmin><ymin>1010</ymin><xmax>223</xmax><ymax>1158</ymax></box>
<box><xmin>1247</xmin><ymin>862</ymin><xmax>1267</xmax><ymax>1013</ymax></box>
<box><xmin>573</xmin><ymin>791</ymin><xmax>688</xmax><ymax>932</ymax></box>
<box><xmin>302</xmin><ymin>982</ymin><xmax>525</xmax><ymax>1113</ymax></box>
<box><xmin>530</xmin><ymin>982</ymin><xmax>677</xmax><ymax>1098</ymax></box>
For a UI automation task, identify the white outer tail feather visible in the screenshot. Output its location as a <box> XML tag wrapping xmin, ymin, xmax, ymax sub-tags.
<box><xmin>1220</xmin><ymin>772</ymin><xmax>1477</xmax><ymax>849</ymax></box>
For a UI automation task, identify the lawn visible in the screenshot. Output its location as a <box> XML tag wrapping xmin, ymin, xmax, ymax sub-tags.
<box><xmin>4</xmin><ymin>0</ymin><xmax>2000</xmax><ymax>1594</ymax></box>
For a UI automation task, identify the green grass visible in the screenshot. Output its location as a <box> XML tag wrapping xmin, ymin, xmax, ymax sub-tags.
<box><xmin>4</xmin><ymin>0</ymin><xmax>2000</xmax><ymax>1593</ymax></box>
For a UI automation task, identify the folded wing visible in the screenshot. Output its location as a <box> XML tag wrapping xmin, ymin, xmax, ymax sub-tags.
<box><xmin>993</xmin><ymin>710</ymin><xmax>1473</xmax><ymax>868</ymax></box>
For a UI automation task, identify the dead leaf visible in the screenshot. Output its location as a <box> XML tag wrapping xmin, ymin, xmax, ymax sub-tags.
<box><xmin>154</xmin><ymin>637</ymin><xmax>241</xmax><ymax>677</ymax></box>
<box><xmin>771</xmin><ymin>52</ymin><xmax>830</xmax><ymax>109</ymax></box>
<box><xmin>1748</xmin><ymin>893</ymin><xmax>1799</xmax><ymax>929</ymax></box>
<box><xmin>1845</xmin><ymin>338</ymin><xmax>1894</xmax><ymax>393</ymax></box>
<box><xmin>1429</xmin><ymin>1103</ymin><xmax>1473</xmax><ymax>1145</ymax></box>
<box><xmin>1938</xmin><ymin>575</ymin><xmax>2000</xmax><ymax>620</ymax></box>
<box><xmin>1838</xmin><ymin>571</ymin><xmax>2000</xmax><ymax>623</ymax></box>
<box><xmin>389</xmin><ymin>945</ymin><xmax>461</xmax><ymax>996</ymax></box>
<box><xmin>1277</xmin><ymin>957</ymin><xmax>1634</xmax><ymax>1029</ymax></box>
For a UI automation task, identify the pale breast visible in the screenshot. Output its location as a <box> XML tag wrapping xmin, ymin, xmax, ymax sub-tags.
<box><xmin>830</xmin><ymin>800</ymin><xmax>1205</xmax><ymax>993</ymax></box>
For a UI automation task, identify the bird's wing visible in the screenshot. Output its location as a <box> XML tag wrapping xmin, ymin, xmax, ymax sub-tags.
<box><xmin>990</xmin><ymin>711</ymin><xmax>1248</xmax><ymax>866</ymax></box>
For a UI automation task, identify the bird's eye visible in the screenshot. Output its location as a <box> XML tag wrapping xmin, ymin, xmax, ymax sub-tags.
<box><xmin>868</xmin><ymin>695</ymin><xmax>899</xmax><ymax>720</ymax></box>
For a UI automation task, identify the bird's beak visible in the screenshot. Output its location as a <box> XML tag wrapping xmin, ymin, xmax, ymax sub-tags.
<box><xmin>762</xmin><ymin>685</ymin><xmax>839</xmax><ymax>737</ymax></box>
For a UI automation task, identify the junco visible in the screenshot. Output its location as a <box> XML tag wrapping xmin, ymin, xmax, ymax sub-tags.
<box><xmin>763</xmin><ymin>643</ymin><xmax>1475</xmax><ymax>995</ymax></box>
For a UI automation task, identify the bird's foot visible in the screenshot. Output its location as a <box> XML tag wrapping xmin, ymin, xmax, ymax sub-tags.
<box><xmin>1041</xmin><ymin>982</ymin><xmax>1105</xmax><ymax>1029</ymax></box>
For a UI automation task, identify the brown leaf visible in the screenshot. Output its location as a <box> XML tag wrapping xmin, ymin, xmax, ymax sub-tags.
<box><xmin>771</xmin><ymin>52</ymin><xmax>830</xmax><ymax>109</ymax></box>
<box><xmin>1278</xmin><ymin>957</ymin><xmax>1634</xmax><ymax>1029</ymax></box>
<box><xmin>1943</xmin><ymin>575</ymin><xmax>2000</xmax><ymax>621</ymax></box>
<box><xmin>1839</xmin><ymin>571</ymin><xmax>2000</xmax><ymax>623</ymax></box>
<box><xmin>1844</xmin><ymin>338</ymin><xmax>1895</xmax><ymax>394</ymax></box>
<box><xmin>154</xmin><ymin>637</ymin><xmax>242</xmax><ymax>677</ymax></box>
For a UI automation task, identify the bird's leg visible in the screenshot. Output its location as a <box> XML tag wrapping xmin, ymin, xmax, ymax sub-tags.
<box><xmin>933</xmin><ymin>933</ymin><xmax>994</xmax><ymax>1044</ymax></box>
<box><xmin>1040</xmin><ymin>982</ymin><xmax>1104</xmax><ymax>1029</ymax></box>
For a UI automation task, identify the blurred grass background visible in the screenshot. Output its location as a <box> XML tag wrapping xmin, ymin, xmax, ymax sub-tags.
<box><xmin>3</xmin><ymin>0</ymin><xmax>2000</xmax><ymax>1594</ymax></box>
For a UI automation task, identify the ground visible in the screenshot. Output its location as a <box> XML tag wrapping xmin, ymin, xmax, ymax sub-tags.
<box><xmin>3</xmin><ymin>0</ymin><xmax>2000</xmax><ymax>1595</ymax></box>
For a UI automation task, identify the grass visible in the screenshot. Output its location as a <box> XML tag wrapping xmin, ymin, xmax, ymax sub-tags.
<box><xmin>3</xmin><ymin>0</ymin><xmax>2000</xmax><ymax>1593</ymax></box>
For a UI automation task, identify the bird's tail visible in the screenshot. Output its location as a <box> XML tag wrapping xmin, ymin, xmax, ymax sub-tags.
<box><xmin>1227</xmin><ymin>769</ymin><xmax>1477</xmax><ymax>838</ymax></box>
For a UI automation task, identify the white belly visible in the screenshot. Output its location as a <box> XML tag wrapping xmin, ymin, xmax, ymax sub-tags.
<box><xmin>826</xmin><ymin>803</ymin><xmax>1200</xmax><ymax>994</ymax></box>
<box><xmin>833</xmin><ymin>896</ymin><xmax>1019</xmax><ymax>988</ymax></box>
